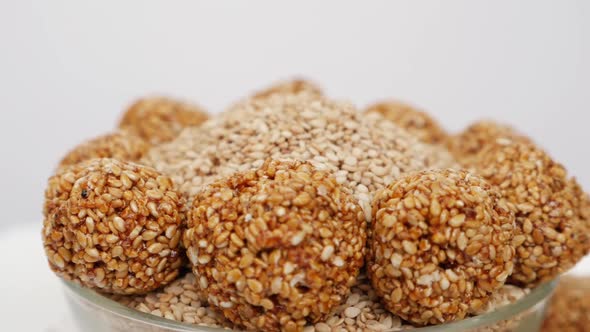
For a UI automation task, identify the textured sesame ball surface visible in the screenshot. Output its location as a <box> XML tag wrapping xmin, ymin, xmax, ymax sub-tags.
<box><xmin>446</xmin><ymin>121</ymin><xmax>531</xmax><ymax>164</ymax></box>
<box><xmin>365</xmin><ymin>101</ymin><xmax>448</xmax><ymax>145</ymax></box>
<box><xmin>184</xmin><ymin>159</ymin><xmax>367</xmax><ymax>332</ymax></box>
<box><xmin>119</xmin><ymin>97</ymin><xmax>209</xmax><ymax>145</ymax></box>
<box><xmin>252</xmin><ymin>78</ymin><xmax>323</xmax><ymax>100</ymax></box>
<box><xmin>368</xmin><ymin>169</ymin><xmax>516</xmax><ymax>325</ymax></box>
<box><xmin>473</xmin><ymin>140</ymin><xmax>590</xmax><ymax>286</ymax></box>
<box><xmin>43</xmin><ymin>158</ymin><xmax>185</xmax><ymax>294</ymax></box>
<box><xmin>59</xmin><ymin>131</ymin><xmax>149</xmax><ymax>168</ymax></box>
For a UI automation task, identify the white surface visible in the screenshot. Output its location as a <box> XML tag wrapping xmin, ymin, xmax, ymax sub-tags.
<box><xmin>0</xmin><ymin>0</ymin><xmax>589</xmax><ymax>227</ymax></box>
<box><xmin>0</xmin><ymin>224</ymin><xmax>71</xmax><ymax>331</ymax></box>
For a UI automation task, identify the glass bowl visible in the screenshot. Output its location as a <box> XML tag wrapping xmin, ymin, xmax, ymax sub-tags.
<box><xmin>61</xmin><ymin>279</ymin><xmax>556</xmax><ymax>332</ymax></box>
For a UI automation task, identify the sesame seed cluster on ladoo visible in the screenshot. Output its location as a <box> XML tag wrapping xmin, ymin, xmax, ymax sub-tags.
<box><xmin>365</xmin><ymin>101</ymin><xmax>448</xmax><ymax>145</ymax></box>
<box><xmin>119</xmin><ymin>96</ymin><xmax>209</xmax><ymax>145</ymax></box>
<box><xmin>368</xmin><ymin>169</ymin><xmax>516</xmax><ymax>325</ymax></box>
<box><xmin>59</xmin><ymin>131</ymin><xmax>150</xmax><ymax>168</ymax></box>
<box><xmin>183</xmin><ymin>159</ymin><xmax>366</xmax><ymax>332</ymax></box>
<box><xmin>43</xmin><ymin>158</ymin><xmax>185</xmax><ymax>294</ymax></box>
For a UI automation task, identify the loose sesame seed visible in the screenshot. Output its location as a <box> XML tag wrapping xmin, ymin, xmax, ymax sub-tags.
<box><xmin>113</xmin><ymin>216</ymin><xmax>126</xmax><ymax>233</ymax></box>
<box><xmin>320</xmin><ymin>245</ymin><xmax>335</xmax><ymax>261</ymax></box>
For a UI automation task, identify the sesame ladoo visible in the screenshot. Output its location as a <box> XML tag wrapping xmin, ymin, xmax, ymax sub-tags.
<box><xmin>252</xmin><ymin>78</ymin><xmax>323</xmax><ymax>100</ymax></box>
<box><xmin>43</xmin><ymin>158</ymin><xmax>185</xmax><ymax>294</ymax></box>
<box><xmin>142</xmin><ymin>94</ymin><xmax>457</xmax><ymax>222</ymax></box>
<box><xmin>184</xmin><ymin>159</ymin><xmax>366</xmax><ymax>332</ymax></box>
<box><xmin>446</xmin><ymin>120</ymin><xmax>531</xmax><ymax>164</ymax></box>
<box><xmin>472</xmin><ymin>140</ymin><xmax>589</xmax><ymax>286</ymax></box>
<box><xmin>369</xmin><ymin>169</ymin><xmax>516</xmax><ymax>325</ymax></box>
<box><xmin>119</xmin><ymin>96</ymin><xmax>209</xmax><ymax>145</ymax></box>
<box><xmin>59</xmin><ymin>131</ymin><xmax>149</xmax><ymax>168</ymax></box>
<box><xmin>365</xmin><ymin>101</ymin><xmax>448</xmax><ymax>145</ymax></box>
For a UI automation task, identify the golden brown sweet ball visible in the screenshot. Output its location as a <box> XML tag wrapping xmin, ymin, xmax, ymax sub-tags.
<box><xmin>541</xmin><ymin>276</ymin><xmax>590</xmax><ymax>332</ymax></box>
<box><xmin>59</xmin><ymin>131</ymin><xmax>149</xmax><ymax>168</ymax></box>
<box><xmin>474</xmin><ymin>140</ymin><xmax>589</xmax><ymax>286</ymax></box>
<box><xmin>43</xmin><ymin>158</ymin><xmax>185</xmax><ymax>294</ymax></box>
<box><xmin>119</xmin><ymin>97</ymin><xmax>209</xmax><ymax>145</ymax></box>
<box><xmin>365</xmin><ymin>101</ymin><xmax>448</xmax><ymax>145</ymax></box>
<box><xmin>252</xmin><ymin>78</ymin><xmax>323</xmax><ymax>100</ymax></box>
<box><xmin>369</xmin><ymin>169</ymin><xmax>516</xmax><ymax>325</ymax></box>
<box><xmin>446</xmin><ymin>120</ymin><xmax>531</xmax><ymax>165</ymax></box>
<box><xmin>184</xmin><ymin>159</ymin><xmax>366</xmax><ymax>332</ymax></box>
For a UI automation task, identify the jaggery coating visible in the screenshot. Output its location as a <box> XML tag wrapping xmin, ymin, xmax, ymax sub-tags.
<box><xmin>252</xmin><ymin>78</ymin><xmax>323</xmax><ymax>100</ymax></box>
<box><xmin>59</xmin><ymin>131</ymin><xmax>149</xmax><ymax>168</ymax></box>
<box><xmin>43</xmin><ymin>158</ymin><xmax>185</xmax><ymax>294</ymax></box>
<box><xmin>365</xmin><ymin>101</ymin><xmax>448</xmax><ymax>145</ymax></box>
<box><xmin>119</xmin><ymin>97</ymin><xmax>209</xmax><ymax>145</ymax></box>
<box><xmin>474</xmin><ymin>141</ymin><xmax>590</xmax><ymax>286</ymax></box>
<box><xmin>446</xmin><ymin>121</ymin><xmax>531</xmax><ymax>164</ymax></box>
<box><xmin>184</xmin><ymin>159</ymin><xmax>366</xmax><ymax>332</ymax></box>
<box><xmin>541</xmin><ymin>276</ymin><xmax>590</xmax><ymax>332</ymax></box>
<box><xmin>369</xmin><ymin>169</ymin><xmax>516</xmax><ymax>325</ymax></box>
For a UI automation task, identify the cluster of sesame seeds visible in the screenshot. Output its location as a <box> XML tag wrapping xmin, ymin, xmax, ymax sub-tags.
<box><xmin>119</xmin><ymin>96</ymin><xmax>209</xmax><ymax>145</ymax></box>
<box><xmin>112</xmin><ymin>271</ymin><xmax>530</xmax><ymax>332</ymax></box>
<box><xmin>111</xmin><ymin>273</ymin><xmax>232</xmax><ymax>328</ymax></box>
<box><xmin>142</xmin><ymin>93</ymin><xmax>457</xmax><ymax>223</ymax></box>
<box><xmin>43</xmin><ymin>158</ymin><xmax>185</xmax><ymax>294</ymax></box>
<box><xmin>464</xmin><ymin>139</ymin><xmax>589</xmax><ymax>286</ymax></box>
<box><xmin>58</xmin><ymin>131</ymin><xmax>150</xmax><ymax>168</ymax></box>
<box><xmin>183</xmin><ymin>159</ymin><xmax>366</xmax><ymax>332</ymax></box>
<box><xmin>541</xmin><ymin>276</ymin><xmax>590</xmax><ymax>332</ymax></box>
<box><xmin>365</xmin><ymin>101</ymin><xmax>448</xmax><ymax>145</ymax></box>
<box><xmin>252</xmin><ymin>79</ymin><xmax>323</xmax><ymax>100</ymax></box>
<box><xmin>369</xmin><ymin>169</ymin><xmax>516</xmax><ymax>325</ymax></box>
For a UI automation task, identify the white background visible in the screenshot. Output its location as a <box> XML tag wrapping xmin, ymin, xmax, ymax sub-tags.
<box><xmin>0</xmin><ymin>1</ymin><xmax>589</xmax><ymax>331</ymax></box>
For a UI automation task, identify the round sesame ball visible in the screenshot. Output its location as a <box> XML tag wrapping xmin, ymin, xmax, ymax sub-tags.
<box><xmin>368</xmin><ymin>169</ymin><xmax>516</xmax><ymax>325</ymax></box>
<box><xmin>446</xmin><ymin>121</ymin><xmax>531</xmax><ymax>165</ymax></box>
<box><xmin>184</xmin><ymin>159</ymin><xmax>366</xmax><ymax>332</ymax></box>
<box><xmin>59</xmin><ymin>131</ymin><xmax>149</xmax><ymax>168</ymax></box>
<box><xmin>365</xmin><ymin>101</ymin><xmax>448</xmax><ymax>145</ymax></box>
<box><xmin>43</xmin><ymin>158</ymin><xmax>185</xmax><ymax>294</ymax></box>
<box><xmin>474</xmin><ymin>140</ymin><xmax>590</xmax><ymax>286</ymax></box>
<box><xmin>119</xmin><ymin>97</ymin><xmax>209</xmax><ymax>145</ymax></box>
<box><xmin>252</xmin><ymin>79</ymin><xmax>323</xmax><ymax>100</ymax></box>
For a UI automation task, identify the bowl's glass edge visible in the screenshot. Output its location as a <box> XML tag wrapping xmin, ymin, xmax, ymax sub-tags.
<box><xmin>61</xmin><ymin>278</ymin><xmax>557</xmax><ymax>331</ymax></box>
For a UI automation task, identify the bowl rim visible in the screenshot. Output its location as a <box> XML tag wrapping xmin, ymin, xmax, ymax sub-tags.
<box><xmin>61</xmin><ymin>277</ymin><xmax>557</xmax><ymax>331</ymax></box>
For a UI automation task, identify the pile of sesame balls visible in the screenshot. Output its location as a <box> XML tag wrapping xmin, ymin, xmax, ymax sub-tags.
<box><xmin>42</xmin><ymin>79</ymin><xmax>590</xmax><ymax>331</ymax></box>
